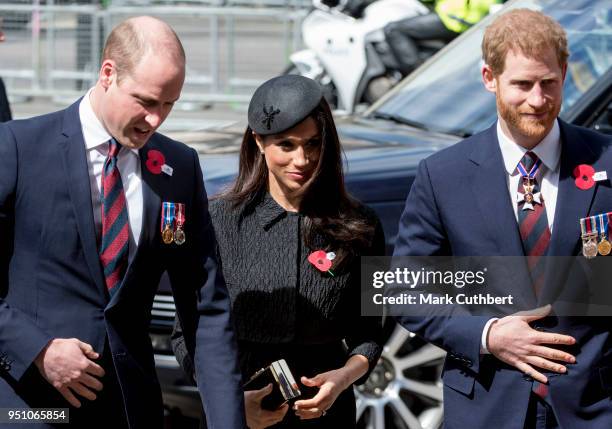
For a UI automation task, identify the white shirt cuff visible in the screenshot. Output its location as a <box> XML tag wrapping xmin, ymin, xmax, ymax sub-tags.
<box><xmin>480</xmin><ymin>318</ymin><xmax>499</xmax><ymax>354</ymax></box>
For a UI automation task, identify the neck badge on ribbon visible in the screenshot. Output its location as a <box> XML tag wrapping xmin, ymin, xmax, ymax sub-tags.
<box><xmin>516</xmin><ymin>157</ymin><xmax>543</xmax><ymax>211</ymax></box>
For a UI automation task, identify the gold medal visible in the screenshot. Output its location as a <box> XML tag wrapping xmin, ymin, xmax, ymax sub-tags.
<box><xmin>582</xmin><ymin>234</ymin><xmax>598</xmax><ymax>259</ymax></box>
<box><xmin>162</xmin><ymin>223</ymin><xmax>174</xmax><ymax>244</ymax></box>
<box><xmin>174</xmin><ymin>226</ymin><xmax>186</xmax><ymax>245</ymax></box>
<box><xmin>598</xmin><ymin>238</ymin><xmax>611</xmax><ymax>256</ymax></box>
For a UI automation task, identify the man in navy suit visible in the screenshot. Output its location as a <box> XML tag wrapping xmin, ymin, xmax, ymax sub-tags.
<box><xmin>393</xmin><ymin>9</ymin><xmax>612</xmax><ymax>429</ymax></box>
<box><xmin>0</xmin><ymin>16</ymin><xmax>245</xmax><ymax>428</ymax></box>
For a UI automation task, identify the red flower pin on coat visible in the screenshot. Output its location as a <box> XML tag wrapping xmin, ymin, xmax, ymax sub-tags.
<box><xmin>146</xmin><ymin>150</ymin><xmax>166</xmax><ymax>175</ymax></box>
<box><xmin>573</xmin><ymin>164</ymin><xmax>595</xmax><ymax>190</ymax></box>
<box><xmin>308</xmin><ymin>250</ymin><xmax>336</xmax><ymax>277</ymax></box>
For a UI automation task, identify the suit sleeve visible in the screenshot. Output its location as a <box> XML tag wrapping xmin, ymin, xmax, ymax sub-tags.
<box><xmin>392</xmin><ymin>158</ymin><xmax>488</xmax><ymax>373</ymax></box>
<box><xmin>174</xmin><ymin>148</ymin><xmax>246</xmax><ymax>429</ymax></box>
<box><xmin>0</xmin><ymin>124</ymin><xmax>53</xmax><ymax>381</ymax></box>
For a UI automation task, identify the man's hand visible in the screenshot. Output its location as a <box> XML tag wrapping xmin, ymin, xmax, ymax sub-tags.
<box><xmin>244</xmin><ymin>384</ymin><xmax>288</xmax><ymax>429</ymax></box>
<box><xmin>34</xmin><ymin>338</ymin><xmax>105</xmax><ymax>408</ymax></box>
<box><xmin>487</xmin><ymin>305</ymin><xmax>576</xmax><ymax>384</ymax></box>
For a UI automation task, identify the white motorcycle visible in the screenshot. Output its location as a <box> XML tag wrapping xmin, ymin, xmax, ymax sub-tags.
<box><xmin>288</xmin><ymin>0</ymin><xmax>433</xmax><ymax>113</ymax></box>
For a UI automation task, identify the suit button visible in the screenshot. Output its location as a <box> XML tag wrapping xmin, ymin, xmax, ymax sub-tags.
<box><xmin>523</xmin><ymin>374</ymin><xmax>533</xmax><ymax>381</ymax></box>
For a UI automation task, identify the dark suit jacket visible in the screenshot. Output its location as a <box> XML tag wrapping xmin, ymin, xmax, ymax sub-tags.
<box><xmin>393</xmin><ymin>120</ymin><xmax>612</xmax><ymax>429</ymax></box>
<box><xmin>0</xmin><ymin>100</ymin><xmax>246</xmax><ymax>428</ymax></box>
<box><xmin>0</xmin><ymin>77</ymin><xmax>11</xmax><ymax>123</ymax></box>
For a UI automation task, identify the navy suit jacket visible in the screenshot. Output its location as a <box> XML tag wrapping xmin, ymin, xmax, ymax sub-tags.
<box><xmin>0</xmin><ymin>100</ymin><xmax>246</xmax><ymax>428</ymax></box>
<box><xmin>393</xmin><ymin>120</ymin><xmax>612</xmax><ymax>429</ymax></box>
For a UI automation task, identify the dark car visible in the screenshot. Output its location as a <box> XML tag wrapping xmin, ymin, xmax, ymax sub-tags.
<box><xmin>152</xmin><ymin>0</ymin><xmax>612</xmax><ymax>427</ymax></box>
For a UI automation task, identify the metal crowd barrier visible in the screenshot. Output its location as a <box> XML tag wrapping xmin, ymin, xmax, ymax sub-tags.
<box><xmin>0</xmin><ymin>1</ymin><xmax>308</xmax><ymax>105</ymax></box>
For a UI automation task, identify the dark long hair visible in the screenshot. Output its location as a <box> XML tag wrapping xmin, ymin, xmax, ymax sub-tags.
<box><xmin>221</xmin><ymin>98</ymin><xmax>376</xmax><ymax>269</ymax></box>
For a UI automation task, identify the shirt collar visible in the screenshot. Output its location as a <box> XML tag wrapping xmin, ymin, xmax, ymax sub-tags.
<box><xmin>79</xmin><ymin>88</ymin><xmax>139</xmax><ymax>156</ymax></box>
<box><xmin>497</xmin><ymin>119</ymin><xmax>561</xmax><ymax>176</ymax></box>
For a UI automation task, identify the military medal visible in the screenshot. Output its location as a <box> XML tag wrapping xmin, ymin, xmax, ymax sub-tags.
<box><xmin>580</xmin><ymin>216</ymin><xmax>598</xmax><ymax>259</ymax></box>
<box><xmin>174</xmin><ymin>203</ymin><xmax>186</xmax><ymax>245</ymax></box>
<box><xmin>516</xmin><ymin>158</ymin><xmax>543</xmax><ymax>211</ymax></box>
<box><xmin>597</xmin><ymin>213</ymin><xmax>611</xmax><ymax>256</ymax></box>
<box><xmin>161</xmin><ymin>202</ymin><xmax>176</xmax><ymax>244</ymax></box>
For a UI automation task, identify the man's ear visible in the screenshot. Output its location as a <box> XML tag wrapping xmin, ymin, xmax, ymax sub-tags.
<box><xmin>561</xmin><ymin>62</ymin><xmax>568</xmax><ymax>83</ymax></box>
<box><xmin>482</xmin><ymin>64</ymin><xmax>497</xmax><ymax>93</ymax></box>
<box><xmin>99</xmin><ymin>59</ymin><xmax>116</xmax><ymax>90</ymax></box>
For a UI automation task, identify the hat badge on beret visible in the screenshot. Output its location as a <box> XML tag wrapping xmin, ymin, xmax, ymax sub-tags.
<box><xmin>248</xmin><ymin>75</ymin><xmax>323</xmax><ymax>135</ymax></box>
<box><xmin>262</xmin><ymin>104</ymin><xmax>281</xmax><ymax>131</ymax></box>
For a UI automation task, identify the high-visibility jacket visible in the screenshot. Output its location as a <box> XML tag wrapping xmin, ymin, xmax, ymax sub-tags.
<box><xmin>423</xmin><ymin>0</ymin><xmax>502</xmax><ymax>33</ymax></box>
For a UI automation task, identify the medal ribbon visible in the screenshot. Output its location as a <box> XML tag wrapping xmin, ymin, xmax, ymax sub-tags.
<box><xmin>161</xmin><ymin>202</ymin><xmax>176</xmax><ymax>232</ymax></box>
<box><xmin>517</xmin><ymin>157</ymin><xmax>542</xmax><ymax>179</ymax></box>
<box><xmin>598</xmin><ymin>213</ymin><xmax>609</xmax><ymax>239</ymax></box>
<box><xmin>581</xmin><ymin>216</ymin><xmax>597</xmax><ymax>237</ymax></box>
<box><xmin>587</xmin><ymin>216</ymin><xmax>596</xmax><ymax>236</ymax></box>
<box><xmin>176</xmin><ymin>203</ymin><xmax>185</xmax><ymax>227</ymax></box>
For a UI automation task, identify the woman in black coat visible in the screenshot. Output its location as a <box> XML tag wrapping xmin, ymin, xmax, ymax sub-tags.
<box><xmin>173</xmin><ymin>75</ymin><xmax>384</xmax><ymax>428</ymax></box>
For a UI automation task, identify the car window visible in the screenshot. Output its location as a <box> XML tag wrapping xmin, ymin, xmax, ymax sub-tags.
<box><xmin>592</xmin><ymin>100</ymin><xmax>612</xmax><ymax>135</ymax></box>
<box><xmin>373</xmin><ymin>0</ymin><xmax>612</xmax><ymax>137</ymax></box>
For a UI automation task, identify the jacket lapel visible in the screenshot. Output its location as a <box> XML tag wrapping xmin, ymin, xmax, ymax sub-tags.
<box><xmin>548</xmin><ymin>121</ymin><xmax>598</xmax><ymax>257</ymax></box>
<box><xmin>467</xmin><ymin>124</ymin><xmax>537</xmax><ymax>308</ymax></box>
<box><xmin>58</xmin><ymin>101</ymin><xmax>107</xmax><ymax>300</ymax></box>
<box><xmin>540</xmin><ymin>121</ymin><xmax>599</xmax><ymax>304</ymax></box>
<box><xmin>137</xmin><ymin>143</ymin><xmax>162</xmax><ymax>250</ymax></box>
<box><xmin>468</xmin><ymin>124</ymin><xmax>526</xmax><ymax>256</ymax></box>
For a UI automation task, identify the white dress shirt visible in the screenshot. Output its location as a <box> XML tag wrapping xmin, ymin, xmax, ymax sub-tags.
<box><xmin>481</xmin><ymin>119</ymin><xmax>562</xmax><ymax>353</ymax></box>
<box><xmin>79</xmin><ymin>89</ymin><xmax>143</xmax><ymax>262</ymax></box>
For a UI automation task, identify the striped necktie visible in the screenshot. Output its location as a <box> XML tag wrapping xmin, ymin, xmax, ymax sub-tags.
<box><xmin>517</xmin><ymin>151</ymin><xmax>551</xmax><ymax>400</ymax></box>
<box><xmin>517</xmin><ymin>151</ymin><xmax>551</xmax><ymax>296</ymax></box>
<box><xmin>99</xmin><ymin>138</ymin><xmax>129</xmax><ymax>295</ymax></box>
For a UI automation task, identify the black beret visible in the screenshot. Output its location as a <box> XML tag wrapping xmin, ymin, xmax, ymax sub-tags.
<box><xmin>248</xmin><ymin>75</ymin><xmax>323</xmax><ymax>135</ymax></box>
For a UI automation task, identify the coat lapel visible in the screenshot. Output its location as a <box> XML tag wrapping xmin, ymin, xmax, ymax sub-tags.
<box><xmin>467</xmin><ymin>124</ymin><xmax>536</xmax><ymax>308</ymax></box>
<box><xmin>58</xmin><ymin>101</ymin><xmax>107</xmax><ymax>300</ymax></box>
<box><xmin>541</xmin><ymin>121</ymin><xmax>599</xmax><ymax>303</ymax></box>
<box><xmin>548</xmin><ymin>121</ymin><xmax>598</xmax><ymax>257</ymax></box>
<box><xmin>137</xmin><ymin>143</ymin><xmax>162</xmax><ymax>250</ymax></box>
<box><xmin>468</xmin><ymin>124</ymin><xmax>526</xmax><ymax>256</ymax></box>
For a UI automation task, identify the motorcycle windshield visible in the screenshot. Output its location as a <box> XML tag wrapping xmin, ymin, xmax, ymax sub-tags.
<box><xmin>372</xmin><ymin>0</ymin><xmax>612</xmax><ymax>137</ymax></box>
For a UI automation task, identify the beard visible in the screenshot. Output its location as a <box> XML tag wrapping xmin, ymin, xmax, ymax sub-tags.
<box><xmin>496</xmin><ymin>90</ymin><xmax>561</xmax><ymax>142</ymax></box>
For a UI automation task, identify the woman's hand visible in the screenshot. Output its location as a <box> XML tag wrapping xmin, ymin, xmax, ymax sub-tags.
<box><xmin>244</xmin><ymin>383</ymin><xmax>289</xmax><ymax>429</ymax></box>
<box><xmin>293</xmin><ymin>368</ymin><xmax>350</xmax><ymax>419</ymax></box>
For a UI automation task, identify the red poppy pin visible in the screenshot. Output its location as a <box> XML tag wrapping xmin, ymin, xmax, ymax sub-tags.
<box><xmin>308</xmin><ymin>250</ymin><xmax>336</xmax><ymax>277</ymax></box>
<box><xmin>146</xmin><ymin>150</ymin><xmax>165</xmax><ymax>175</ymax></box>
<box><xmin>573</xmin><ymin>164</ymin><xmax>595</xmax><ymax>190</ymax></box>
<box><xmin>146</xmin><ymin>149</ymin><xmax>173</xmax><ymax>176</ymax></box>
